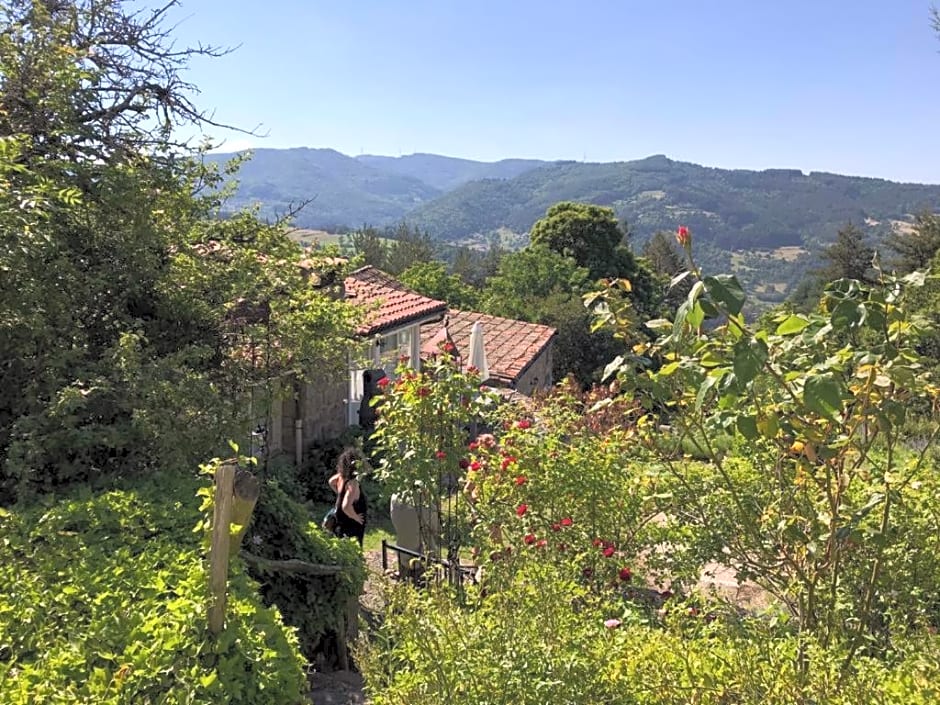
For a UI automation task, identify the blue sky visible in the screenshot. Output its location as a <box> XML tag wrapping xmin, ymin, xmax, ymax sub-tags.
<box><xmin>170</xmin><ymin>1</ymin><xmax>940</xmax><ymax>183</ymax></box>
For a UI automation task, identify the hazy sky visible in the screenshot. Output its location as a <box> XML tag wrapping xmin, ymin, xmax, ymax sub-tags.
<box><xmin>169</xmin><ymin>0</ymin><xmax>940</xmax><ymax>183</ymax></box>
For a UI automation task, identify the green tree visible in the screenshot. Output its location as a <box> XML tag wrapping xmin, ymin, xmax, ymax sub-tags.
<box><xmin>348</xmin><ymin>224</ymin><xmax>388</xmax><ymax>269</ymax></box>
<box><xmin>0</xmin><ymin>0</ymin><xmax>356</xmax><ymax>500</ymax></box>
<box><xmin>399</xmin><ymin>261</ymin><xmax>480</xmax><ymax>309</ymax></box>
<box><xmin>529</xmin><ymin>202</ymin><xmax>627</xmax><ymax>280</ymax></box>
<box><xmin>481</xmin><ymin>245</ymin><xmax>618</xmax><ymax>384</ymax></box>
<box><xmin>384</xmin><ymin>222</ymin><xmax>436</xmax><ymax>275</ymax></box>
<box><xmin>642</xmin><ymin>230</ymin><xmax>691</xmax><ymax>311</ymax></box>
<box><xmin>818</xmin><ymin>222</ymin><xmax>877</xmax><ymax>283</ymax></box>
<box><xmin>885</xmin><ymin>212</ymin><xmax>940</xmax><ymax>274</ymax></box>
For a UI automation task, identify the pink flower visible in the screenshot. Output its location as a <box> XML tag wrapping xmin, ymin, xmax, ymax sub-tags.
<box><xmin>602</xmin><ymin>546</ymin><xmax>615</xmax><ymax>558</ymax></box>
<box><xmin>536</xmin><ymin>539</ymin><xmax>547</xmax><ymax>548</ymax></box>
<box><xmin>435</xmin><ymin>450</ymin><xmax>446</xmax><ymax>460</ymax></box>
<box><xmin>514</xmin><ymin>475</ymin><xmax>527</xmax><ymax>486</ymax></box>
<box><xmin>524</xmin><ymin>533</ymin><xmax>537</xmax><ymax>545</ymax></box>
<box><xmin>560</xmin><ymin>517</ymin><xmax>573</xmax><ymax>527</ymax></box>
<box><xmin>468</xmin><ymin>441</ymin><xmax>479</xmax><ymax>451</ymax></box>
<box><xmin>676</xmin><ymin>225</ymin><xmax>691</xmax><ymax>247</ymax></box>
<box><xmin>516</xmin><ymin>503</ymin><xmax>528</xmax><ymax>517</ymax></box>
<box><xmin>619</xmin><ymin>566</ymin><xmax>633</xmax><ymax>582</ymax></box>
<box><xmin>515</xmin><ymin>419</ymin><xmax>532</xmax><ymax>430</ymax></box>
<box><xmin>604</xmin><ymin>618</ymin><xmax>621</xmax><ymax>629</ymax></box>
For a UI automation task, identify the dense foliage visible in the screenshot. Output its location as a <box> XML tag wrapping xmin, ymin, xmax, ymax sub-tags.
<box><xmin>0</xmin><ymin>0</ymin><xmax>356</xmax><ymax>502</ymax></box>
<box><xmin>0</xmin><ymin>474</ymin><xmax>307</xmax><ymax>704</ymax></box>
<box><xmin>358</xmin><ymin>228</ymin><xmax>940</xmax><ymax>703</ymax></box>
<box><xmin>243</xmin><ymin>479</ymin><xmax>366</xmax><ymax>661</ymax></box>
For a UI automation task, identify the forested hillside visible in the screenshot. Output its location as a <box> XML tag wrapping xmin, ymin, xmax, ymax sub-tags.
<box><xmin>356</xmin><ymin>153</ymin><xmax>547</xmax><ymax>191</ymax></box>
<box><xmin>406</xmin><ymin>155</ymin><xmax>940</xmax><ymax>249</ymax></box>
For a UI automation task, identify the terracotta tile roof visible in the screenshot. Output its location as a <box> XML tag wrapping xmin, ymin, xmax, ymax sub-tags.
<box><xmin>344</xmin><ymin>266</ymin><xmax>448</xmax><ymax>336</ymax></box>
<box><xmin>421</xmin><ymin>309</ymin><xmax>556</xmax><ymax>387</ymax></box>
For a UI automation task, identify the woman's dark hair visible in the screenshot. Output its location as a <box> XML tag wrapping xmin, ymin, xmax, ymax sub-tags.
<box><xmin>336</xmin><ymin>447</ymin><xmax>361</xmax><ymax>480</ymax></box>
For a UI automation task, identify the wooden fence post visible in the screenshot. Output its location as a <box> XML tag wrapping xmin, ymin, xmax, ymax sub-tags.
<box><xmin>208</xmin><ymin>461</ymin><xmax>236</xmax><ymax>635</ymax></box>
<box><xmin>229</xmin><ymin>468</ymin><xmax>261</xmax><ymax>558</ymax></box>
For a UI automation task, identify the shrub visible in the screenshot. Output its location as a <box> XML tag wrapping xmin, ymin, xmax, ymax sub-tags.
<box><xmin>243</xmin><ymin>479</ymin><xmax>366</xmax><ymax>661</ymax></box>
<box><xmin>0</xmin><ymin>474</ymin><xmax>307</xmax><ymax>704</ymax></box>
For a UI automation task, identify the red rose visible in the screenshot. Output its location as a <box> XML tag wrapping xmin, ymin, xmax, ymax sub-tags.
<box><xmin>377</xmin><ymin>376</ymin><xmax>390</xmax><ymax>389</ymax></box>
<box><xmin>435</xmin><ymin>450</ymin><xmax>446</xmax><ymax>460</ymax></box>
<box><xmin>524</xmin><ymin>533</ymin><xmax>537</xmax><ymax>545</ymax></box>
<box><xmin>602</xmin><ymin>546</ymin><xmax>615</xmax><ymax>558</ymax></box>
<box><xmin>470</xmin><ymin>461</ymin><xmax>482</xmax><ymax>472</ymax></box>
<box><xmin>551</xmin><ymin>523</ymin><xmax>561</xmax><ymax>532</ymax></box>
<box><xmin>560</xmin><ymin>517</ymin><xmax>573</xmax><ymax>527</ymax></box>
<box><xmin>468</xmin><ymin>441</ymin><xmax>479</xmax><ymax>451</ymax></box>
<box><xmin>516</xmin><ymin>503</ymin><xmax>528</xmax><ymax>517</ymax></box>
<box><xmin>500</xmin><ymin>457</ymin><xmax>516</xmax><ymax>471</ymax></box>
<box><xmin>536</xmin><ymin>539</ymin><xmax>547</xmax><ymax>548</ymax></box>
<box><xmin>514</xmin><ymin>475</ymin><xmax>527</xmax><ymax>486</ymax></box>
<box><xmin>619</xmin><ymin>566</ymin><xmax>633</xmax><ymax>582</ymax></box>
<box><xmin>458</xmin><ymin>458</ymin><xmax>470</xmax><ymax>470</ymax></box>
<box><xmin>515</xmin><ymin>419</ymin><xmax>532</xmax><ymax>430</ymax></box>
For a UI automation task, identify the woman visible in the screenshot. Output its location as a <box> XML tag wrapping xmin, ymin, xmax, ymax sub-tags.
<box><xmin>328</xmin><ymin>448</ymin><xmax>368</xmax><ymax>546</ymax></box>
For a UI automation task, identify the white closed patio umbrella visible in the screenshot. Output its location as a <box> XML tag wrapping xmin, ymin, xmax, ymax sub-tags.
<box><xmin>468</xmin><ymin>321</ymin><xmax>490</xmax><ymax>382</ymax></box>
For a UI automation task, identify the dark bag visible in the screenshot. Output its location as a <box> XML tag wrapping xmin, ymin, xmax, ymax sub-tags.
<box><xmin>322</xmin><ymin>507</ymin><xmax>338</xmax><ymax>533</ymax></box>
<box><xmin>322</xmin><ymin>481</ymin><xmax>345</xmax><ymax>534</ymax></box>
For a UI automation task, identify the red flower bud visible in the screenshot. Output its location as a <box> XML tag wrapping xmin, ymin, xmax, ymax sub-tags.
<box><xmin>602</xmin><ymin>546</ymin><xmax>615</xmax><ymax>558</ymax></box>
<box><xmin>458</xmin><ymin>458</ymin><xmax>470</xmax><ymax>470</ymax></box>
<box><xmin>560</xmin><ymin>517</ymin><xmax>573</xmax><ymax>527</ymax></box>
<box><xmin>514</xmin><ymin>475</ymin><xmax>527</xmax><ymax>486</ymax></box>
<box><xmin>435</xmin><ymin>450</ymin><xmax>446</xmax><ymax>460</ymax></box>
<box><xmin>619</xmin><ymin>566</ymin><xmax>633</xmax><ymax>582</ymax></box>
<box><xmin>676</xmin><ymin>225</ymin><xmax>691</xmax><ymax>248</ymax></box>
<box><xmin>470</xmin><ymin>461</ymin><xmax>482</xmax><ymax>472</ymax></box>
<box><xmin>515</xmin><ymin>419</ymin><xmax>532</xmax><ymax>430</ymax></box>
<box><xmin>377</xmin><ymin>376</ymin><xmax>390</xmax><ymax>389</ymax></box>
<box><xmin>516</xmin><ymin>503</ymin><xmax>528</xmax><ymax>517</ymax></box>
<box><xmin>524</xmin><ymin>533</ymin><xmax>537</xmax><ymax>545</ymax></box>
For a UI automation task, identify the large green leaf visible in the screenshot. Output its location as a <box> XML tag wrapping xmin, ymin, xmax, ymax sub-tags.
<box><xmin>775</xmin><ymin>315</ymin><xmax>810</xmax><ymax>336</ymax></box>
<box><xmin>732</xmin><ymin>339</ymin><xmax>767</xmax><ymax>385</ymax></box>
<box><xmin>803</xmin><ymin>374</ymin><xmax>844</xmax><ymax>421</ymax></box>
<box><xmin>704</xmin><ymin>274</ymin><xmax>746</xmax><ymax>316</ymax></box>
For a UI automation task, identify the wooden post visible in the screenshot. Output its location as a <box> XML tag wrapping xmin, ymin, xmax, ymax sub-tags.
<box><xmin>229</xmin><ymin>468</ymin><xmax>261</xmax><ymax>558</ymax></box>
<box><xmin>208</xmin><ymin>462</ymin><xmax>236</xmax><ymax>635</ymax></box>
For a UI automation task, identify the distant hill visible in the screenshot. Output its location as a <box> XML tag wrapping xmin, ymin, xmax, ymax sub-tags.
<box><xmin>206</xmin><ymin>147</ymin><xmax>441</xmax><ymax>229</ymax></box>
<box><xmin>355</xmin><ymin>153</ymin><xmax>547</xmax><ymax>191</ymax></box>
<box><xmin>405</xmin><ymin>155</ymin><xmax>940</xmax><ymax>251</ymax></box>
<box><xmin>208</xmin><ymin>149</ymin><xmax>940</xmax><ymax>261</ymax></box>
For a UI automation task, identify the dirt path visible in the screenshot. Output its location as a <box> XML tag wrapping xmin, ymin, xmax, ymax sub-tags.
<box><xmin>307</xmin><ymin>549</ymin><xmax>387</xmax><ymax>704</ymax></box>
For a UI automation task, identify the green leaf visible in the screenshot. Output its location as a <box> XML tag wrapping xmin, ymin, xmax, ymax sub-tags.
<box><xmin>732</xmin><ymin>339</ymin><xmax>767</xmax><ymax>385</ymax></box>
<box><xmin>736</xmin><ymin>415</ymin><xmax>759</xmax><ymax>440</ymax></box>
<box><xmin>775</xmin><ymin>315</ymin><xmax>810</xmax><ymax>336</ymax></box>
<box><xmin>703</xmin><ymin>274</ymin><xmax>746</xmax><ymax>316</ymax></box>
<box><xmin>803</xmin><ymin>374</ymin><xmax>844</xmax><ymax>421</ymax></box>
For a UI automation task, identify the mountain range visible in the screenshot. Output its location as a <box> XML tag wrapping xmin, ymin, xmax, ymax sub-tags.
<box><xmin>208</xmin><ymin>148</ymin><xmax>940</xmax><ymax>254</ymax></box>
